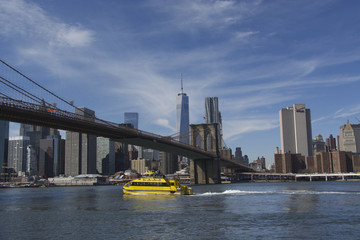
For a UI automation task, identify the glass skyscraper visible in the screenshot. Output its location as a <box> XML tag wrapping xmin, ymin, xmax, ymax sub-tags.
<box><xmin>0</xmin><ymin>120</ymin><xmax>9</xmax><ymax>173</ymax></box>
<box><xmin>176</xmin><ymin>81</ymin><xmax>189</xmax><ymax>144</ymax></box>
<box><xmin>124</xmin><ymin>112</ymin><xmax>139</xmax><ymax>129</ymax></box>
<box><xmin>205</xmin><ymin>97</ymin><xmax>222</xmax><ymax>148</ymax></box>
<box><xmin>205</xmin><ymin>97</ymin><xmax>219</xmax><ymax>124</ymax></box>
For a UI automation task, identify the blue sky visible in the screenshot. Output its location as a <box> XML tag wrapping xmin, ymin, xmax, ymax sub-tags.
<box><xmin>1</xmin><ymin>0</ymin><xmax>360</xmax><ymax>166</ymax></box>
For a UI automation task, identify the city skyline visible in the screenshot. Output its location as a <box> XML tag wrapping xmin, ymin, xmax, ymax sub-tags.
<box><xmin>2</xmin><ymin>0</ymin><xmax>360</xmax><ymax>164</ymax></box>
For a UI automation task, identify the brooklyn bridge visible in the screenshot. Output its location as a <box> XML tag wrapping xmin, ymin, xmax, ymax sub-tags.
<box><xmin>0</xmin><ymin>59</ymin><xmax>253</xmax><ymax>184</ymax></box>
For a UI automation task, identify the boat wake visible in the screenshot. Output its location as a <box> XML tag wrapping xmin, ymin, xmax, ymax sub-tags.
<box><xmin>194</xmin><ymin>189</ymin><xmax>360</xmax><ymax>196</ymax></box>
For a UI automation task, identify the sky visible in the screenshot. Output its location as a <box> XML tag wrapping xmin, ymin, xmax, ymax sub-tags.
<box><xmin>1</xmin><ymin>0</ymin><xmax>360</xmax><ymax>166</ymax></box>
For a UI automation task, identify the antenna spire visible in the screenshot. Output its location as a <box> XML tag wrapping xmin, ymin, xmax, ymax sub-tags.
<box><xmin>181</xmin><ymin>73</ymin><xmax>183</xmax><ymax>94</ymax></box>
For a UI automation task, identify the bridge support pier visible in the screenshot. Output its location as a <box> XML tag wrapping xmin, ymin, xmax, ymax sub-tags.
<box><xmin>190</xmin><ymin>158</ymin><xmax>221</xmax><ymax>184</ymax></box>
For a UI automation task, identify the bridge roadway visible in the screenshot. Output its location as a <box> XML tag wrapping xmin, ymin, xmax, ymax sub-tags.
<box><xmin>0</xmin><ymin>97</ymin><xmax>251</xmax><ymax>171</ymax></box>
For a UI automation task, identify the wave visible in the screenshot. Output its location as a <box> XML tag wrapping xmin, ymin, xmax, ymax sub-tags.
<box><xmin>194</xmin><ymin>189</ymin><xmax>360</xmax><ymax>196</ymax></box>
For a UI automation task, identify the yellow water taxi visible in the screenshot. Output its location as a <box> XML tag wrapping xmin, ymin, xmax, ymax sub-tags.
<box><xmin>122</xmin><ymin>172</ymin><xmax>193</xmax><ymax>195</ymax></box>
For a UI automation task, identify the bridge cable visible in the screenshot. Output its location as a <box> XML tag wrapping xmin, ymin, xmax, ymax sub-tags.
<box><xmin>0</xmin><ymin>76</ymin><xmax>43</xmax><ymax>104</ymax></box>
<box><xmin>0</xmin><ymin>59</ymin><xmax>79</xmax><ymax>111</ymax></box>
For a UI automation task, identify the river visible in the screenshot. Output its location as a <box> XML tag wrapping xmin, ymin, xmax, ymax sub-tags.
<box><xmin>1</xmin><ymin>181</ymin><xmax>360</xmax><ymax>239</ymax></box>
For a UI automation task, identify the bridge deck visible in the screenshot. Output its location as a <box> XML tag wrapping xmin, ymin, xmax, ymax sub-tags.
<box><xmin>0</xmin><ymin>97</ymin><xmax>252</xmax><ymax>172</ymax></box>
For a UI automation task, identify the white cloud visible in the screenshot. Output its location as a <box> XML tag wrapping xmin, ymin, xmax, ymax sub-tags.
<box><xmin>223</xmin><ymin>117</ymin><xmax>278</xmax><ymax>141</ymax></box>
<box><xmin>151</xmin><ymin>0</ymin><xmax>262</xmax><ymax>31</ymax></box>
<box><xmin>0</xmin><ymin>0</ymin><xmax>94</xmax><ymax>48</ymax></box>
<box><xmin>334</xmin><ymin>105</ymin><xmax>360</xmax><ymax>119</ymax></box>
<box><xmin>233</xmin><ymin>31</ymin><xmax>259</xmax><ymax>41</ymax></box>
<box><xmin>155</xmin><ymin>118</ymin><xmax>176</xmax><ymax>132</ymax></box>
<box><xmin>55</xmin><ymin>26</ymin><xmax>94</xmax><ymax>47</ymax></box>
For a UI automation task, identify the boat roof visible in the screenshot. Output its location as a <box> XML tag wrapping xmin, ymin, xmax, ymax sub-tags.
<box><xmin>131</xmin><ymin>177</ymin><xmax>167</xmax><ymax>182</ymax></box>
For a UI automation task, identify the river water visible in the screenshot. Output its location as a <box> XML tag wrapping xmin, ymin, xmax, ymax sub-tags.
<box><xmin>1</xmin><ymin>181</ymin><xmax>360</xmax><ymax>239</ymax></box>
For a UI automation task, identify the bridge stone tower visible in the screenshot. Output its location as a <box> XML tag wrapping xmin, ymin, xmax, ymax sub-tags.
<box><xmin>189</xmin><ymin>123</ymin><xmax>221</xmax><ymax>184</ymax></box>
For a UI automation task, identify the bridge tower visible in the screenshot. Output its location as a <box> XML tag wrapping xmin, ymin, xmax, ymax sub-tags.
<box><xmin>189</xmin><ymin>123</ymin><xmax>221</xmax><ymax>184</ymax></box>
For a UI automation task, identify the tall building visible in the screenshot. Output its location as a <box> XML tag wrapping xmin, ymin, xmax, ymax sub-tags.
<box><xmin>339</xmin><ymin>120</ymin><xmax>360</xmax><ymax>153</ymax></box>
<box><xmin>65</xmin><ymin>108</ymin><xmax>97</xmax><ymax>176</ymax></box>
<box><xmin>313</xmin><ymin>134</ymin><xmax>326</xmax><ymax>153</ymax></box>
<box><xmin>142</xmin><ymin>148</ymin><xmax>159</xmax><ymax>160</ymax></box>
<box><xmin>176</xmin><ymin>79</ymin><xmax>189</xmax><ymax>144</ymax></box>
<box><xmin>205</xmin><ymin>97</ymin><xmax>222</xmax><ymax>148</ymax></box>
<box><xmin>114</xmin><ymin>142</ymin><xmax>129</xmax><ymax>172</ymax></box>
<box><xmin>279</xmin><ymin>104</ymin><xmax>313</xmax><ymax>157</ymax></box>
<box><xmin>8</xmin><ymin>136</ymin><xmax>30</xmax><ymax>175</ymax></box>
<box><xmin>0</xmin><ymin>120</ymin><xmax>9</xmax><ymax>173</ymax></box>
<box><xmin>326</xmin><ymin>134</ymin><xmax>337</xmax><ymax>151</ymax></box>
<box><xmin>124</xmin><ymin>112</ymin><xmax>142</xmax><ymax>158</ymax></box>
<box><xmin>39</xmin><ymin>135</ymin><xmax>65</xmax><ymax>178</ymax></box>
<box><xmin>19</xmin><ymin>123</ymin><xmax>31</xmax><ymax>137</ymax></box>
<box><xmin>159</xmin><ymin>151</ymin><xmax>178</xmax><ymax>175</ymax></box>
<box><xmin>235</xmin><ymin>147</ymin><xmax>249</xmax><ymax>166</ymax></box>
<box><xmin>205</xmin><ymin>97</ymin><xmax>219</xmax><ymax>124</ymax></box>
<box><xmin>124</xmin><ymin>112</ymin><xmax>139</xmax><ymax>129</ymax></box>
<box><xmin>249</xmin><ymin>156</ymin><xmax>266</xmax><ymax>171</ymax></box>
<box><xmin>97</xmin><ymin>137</ymin><xmax>115</xmax><ymax>175</ymax></box>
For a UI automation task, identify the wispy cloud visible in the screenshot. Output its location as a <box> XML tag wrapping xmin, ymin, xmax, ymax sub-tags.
<box><xmin>334</xmin><ymin>105</ymin><xmax>360</xmax><ymax>119</ymax></box>
<box><xmin>0</xmin><ymin>0</ymin><xmax>94</xmax><ymax>48</ymax></box>
<box><xmin>223</xmin><ymin>117</ymin><xmax>279</xmax><ymax>141</ymax></box>
<box><xmin>155</xmin><ymin>118</ymin><xmax>176</xmax><ymax>132</ymax></box>
<box><xmin>153</xmin><ymin>0</ymin><xmax>262</xmax><ymax>31</ymax></box>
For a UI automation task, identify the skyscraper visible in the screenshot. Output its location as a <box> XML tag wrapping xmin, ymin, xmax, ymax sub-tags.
<box><xmin>339</xmin><ymin>120</ymin><xmax>360</xmax><ymax>153</ymax></box>
<box><xmin>0</xmin><ymin>120</ymin><xmax>9</xmax><ymax>173</ymax></box>
<box><xmin>124</xmin><ymin>112</ymin><xmax>141</xmax><ymax>158</ymax></box>
<box><xmin>205</xmin><ymin>97</ymin><xmax>219</xmax><ymax>124</ymax></box>
<box><xmin>205</xmin><ymin>97</ymin><xmax>222</xmax><ymax>148</ymax></box>
<box><xmin>97</xmin><ymin>137</ymin><xmax>115</xmax><ymax>175</ymax></box>
<box><xmin>326</xmin><ymin>134</ymin><xmax>337</xmax><ymax>151</ymax></box>
<box><xmin>124</xmin><ymin>112</ymin><xmax>139</xmax><ymax>129</ymax></box>
<box><xmin>279</xmin><ymin>104</ymin><xmax>313</xmax><ymax>157</ymax></box>
<box><xmin>65</xmin><ymin>108</ymin><xmax>97</xmax><ymax>176</ymax></box>
<box><xmin>8</xmin><ymin>136</ymin><xmax>30</xmax><ymax>175</ymax></box>
<box><xmin>176</xmin><ymin>79</ymin><xmax>189</xmax><ymax>144</ymax></box>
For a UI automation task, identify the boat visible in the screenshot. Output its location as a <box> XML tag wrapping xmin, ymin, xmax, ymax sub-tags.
<box><xmin>122</xmin><ymin>171</ymin><xmax>193</xmax><ymax>195</ymax></box>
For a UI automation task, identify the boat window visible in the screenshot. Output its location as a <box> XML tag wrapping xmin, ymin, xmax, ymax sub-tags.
<box><xmin>130</xmin><ymin>181</ymin><xmax>170</xmax><ymax>187</ymax></box>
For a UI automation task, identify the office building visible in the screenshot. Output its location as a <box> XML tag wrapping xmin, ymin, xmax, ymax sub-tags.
<box><xmin>114</xmin><ymin>142</ymin><xmax>129</xmax><ymax>172</ymax></box>
<box><xmin>313</xmin><ymin>135</ymin><xmax>326</xmax><ymax>153</ymax></box>
<box><xmin>339</xmin><ymin>120</ymin><xmax>360</xmax><ymax>153</ymax></box>
<box><xmin>205</xmin><ymin>97</ymin><xmax>219</xmax><ymax>124</ymax></box>
<box><xmin>159</xmin><ymin>151</ymin><xmax>178</xmax><ymax>175</ymax></box>
<box><xmin>39</xmin><ymin>135</ymin><xmax>65</xmax><ymax>178</ymax></box>
<box><xmin>124</xmin><ymin>112</ymin><xmax>142</xmax><ymax>158</ymax></box>
<box><xmin>274</xmin><ymin>152</ymin><xmax>306</xmax><ymax>173</ymax></box>
<box><xmin>279</xmin><ymin>104</ymin><xmax>313</xmax><ymax>157</ymax></box>
<box><xmin>235</xmin><ymin>147</ymin><xmax>242</xmax><ymax>163</ymax></box>
<box><xmin>205</xmin><ymin>97</ymin><xmax>222</xmax><ymax>149</ymax></box>
<box><xmin>249</xmin><ymin>156</ymin><xmax>266</xmax><ymax>172</ymax></box>
<box><xmin>97</xmin><ymin>137</ymin><xmax>115</xmax><ymax>175</ymax></box>
<box><xmin>176</xmin><ymin>80</ymin><xmax>190</xmax><ymax>144</ymax></box>
<box><xmin>124</xmin><ymin>112</ymin><xmax>139</xmax><ymax>129</ymax></box>
<box><xmin>234</xmin><ymin>147</ymin><xmax>249</xmax><ymax>166</ymax></box>
<box><xmin>131</xmin><ymin>158</ymin><xmax>159</xmax><ymax>174</ymax></box>
<box><xmin>65</xmin><ymin>108</ymin><xmax>97</xmax><ymax>176</ymax></box>
<box><xmin>326</xmin><ymin>134</ymin><xmax>337</xmax><ymax>151</ymax></box>
<box><xmin>0</xmin><ymin>120</ymin><xmax>9</xmax><ymax>173</ymax></box>
<box><xmin>8</xmin><ymin>136</ymin><xmax>30</xmax><ymax>175</ymax></box>
<box><xmin>332</xmin><ymin>151</ymin><xmax>353</xmax><ymax>173</ymax></box>
<box><xmin>143</xmin><ymin>148</ymin><xmax>159</xmax><ymax>160</ymax></box>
